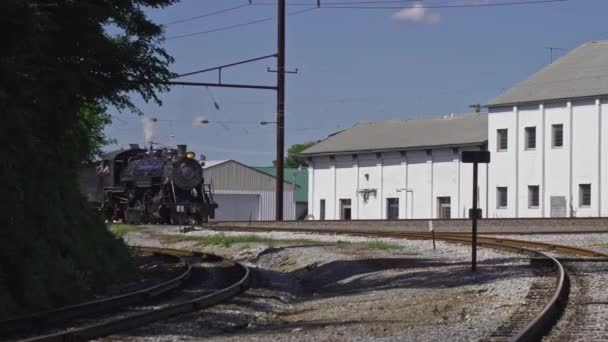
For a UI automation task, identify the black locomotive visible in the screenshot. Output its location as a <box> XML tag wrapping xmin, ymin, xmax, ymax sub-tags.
<box><xmin>80</xmin><ymin>144</ymin><xmax>217</xmax><ymax>224</ymax></box>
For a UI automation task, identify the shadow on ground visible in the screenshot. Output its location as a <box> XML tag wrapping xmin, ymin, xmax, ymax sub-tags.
<box><xmin>114</xmin><ymin>255</ymin><xmax>535</xmax><ymax>340</ymax></box>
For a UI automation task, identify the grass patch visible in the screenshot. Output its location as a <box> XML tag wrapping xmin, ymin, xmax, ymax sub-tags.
<box><xmin>157</xmin><ymin>233</ymin><xmax>320</xmax><ymax>248</ymax></box>
<box><xmin>366</xmin><ymin>241</ymin><xmax>403</xmax><ymax>251</ymax></box>
<box><xmin>109</xmin><ymin>224</ymin><xmax>140</xmax><ymax>238</ymax></box>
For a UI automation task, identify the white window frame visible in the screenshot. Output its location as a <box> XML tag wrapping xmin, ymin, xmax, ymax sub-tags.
<box><xmin>552</xmin><ymin>124</ymin><xmax>564</xmax><ymax>148</ymax></box>
<box><xmin>525</xmin><ymin>126</ymin><xmax>536</xmax><ymax>150</ymax></box>
<box><xmin>528</xmin><ymin>185</ymin><xmax>539</xmax><ymax>208</ymax></box>
<box><xmin>497</xmin><ymin>129</ymin><xmax>508</xmax><ymax>152</ymax></box>
<box><xmin>579</xmin><ymin>184</ymin><xmax>591</xmax><ymax>208</ymax></box>
<box><xmin>496</xmin><ymin>187</ymin><xmax>508</xmax><ymax>209</ymax></box>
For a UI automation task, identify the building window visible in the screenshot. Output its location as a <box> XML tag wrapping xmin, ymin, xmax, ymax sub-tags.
<box><xmin>496</xmin><ymin>187</ymin><xmax>508</xmax><ymax>208</ymax></box>
<box><xmin>319</xmin><ymin>199</ymin><xmax>326</xmax><ymax>220</ymax></box>
<box><xmin>497</xmin><ymin>129</ymin><xmax>508</xmax><ymax>151</ymax></box>
<box><xmin>340</xmin><ymin>199</ymin><xmax>352</xmax><ymax>220</ymax></box>
<box><xmin>528</xmin><ymin>185</ymin><xmax>539</xmax><ymax>208</ymax></box>
<box><xmin>579</xmin><ymin>184</ymin><xmax>591</xmax><ymax>207</ymax></box>
<box><xmin>386</xmin><ymin>198</ymin><xmax>399</xmax><ymax>220</ymax></box>
<box><xmin>525</xmin><ymin>127</ymin><xmax>536</xmax><ymax>150</ymax></box>
<box><xmin>552</xmin><ymin>124</ymin><xmax>563</xmax><ymax>148</ymax></box>
<box><xmin>437</xmin><ymin>197</ymin><xmax>451</xmax><ymax>219</ymax></box>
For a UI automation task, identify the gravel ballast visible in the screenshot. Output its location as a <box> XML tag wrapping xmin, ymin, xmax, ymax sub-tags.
<box><xmin>97</xmin><ymin>226</ymin><xmax>540</xmax><ymax>341</ymax></box>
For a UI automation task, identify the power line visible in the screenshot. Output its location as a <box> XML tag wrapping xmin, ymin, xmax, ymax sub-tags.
<box><xmin>254</xmin><ymin>0</ymin><xmax>568</xmax><ymax>8</ymax></box>
<box><xmin>166</xmin><ymin>7</ymin><xmax>317</xmax><ymax>40</ymax></box>
<box><xmin>255</xmin><ymin>0</ymin><xmax>418</xmax><ymax>4</ymax></box>
<box><xmin>162</xmin><ymin>3</ymin><xmax>251</xmax><ymax>26</ymax></box>
<box><xmin>165</xmin><ymin>0</ymin><xmax>567</xmax><ymax>40</ymax></box>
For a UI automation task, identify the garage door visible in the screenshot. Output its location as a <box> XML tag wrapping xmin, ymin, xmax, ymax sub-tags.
<box><xmin>212</xmin><ymin>194</ymin><xmax>260</xmax><ymax>221</ymax></box>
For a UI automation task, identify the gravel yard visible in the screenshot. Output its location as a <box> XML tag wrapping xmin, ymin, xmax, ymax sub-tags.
<box><xmin>101</xmin><ymin>226</ymin><xmax>538</xmax><ymax>342</ymax></box>
<box><xmin>544</xmin><ymin>262</ymin><xmax>608</xmax><ymax>341</ymax></box>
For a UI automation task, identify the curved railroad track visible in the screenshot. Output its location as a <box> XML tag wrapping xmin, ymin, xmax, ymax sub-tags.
<box><xmin>202</xmin><ymin>224</ymin><xmax>608</xmax><ymax>341</ymax></box>
<box><xmin>5</xmin><ymin>247</ymin><xmax>250</xmax><ymax>342</ymax></box>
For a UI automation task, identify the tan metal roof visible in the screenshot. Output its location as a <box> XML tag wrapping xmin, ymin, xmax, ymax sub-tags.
<box><xmin>300</xmin><ymin>113</ymin><xmax>487</xmax><ymax>156</ymax></box>
<box><xmin>488</xmin><ymin>41</ymin><xmax>608</xmax><ymax>106</ymax></box>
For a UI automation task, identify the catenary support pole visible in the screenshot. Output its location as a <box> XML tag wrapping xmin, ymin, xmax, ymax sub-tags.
<box><xmin>276</xmin><ymin>0</ymin><xmax>286</xmax><ymax>220</ymax></box>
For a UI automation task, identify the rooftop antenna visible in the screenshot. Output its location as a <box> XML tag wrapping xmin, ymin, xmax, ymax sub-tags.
<box><xmin>545</xmin><ymin>47</ymin><xmax>566</xmax><ymax>64</ymax></box>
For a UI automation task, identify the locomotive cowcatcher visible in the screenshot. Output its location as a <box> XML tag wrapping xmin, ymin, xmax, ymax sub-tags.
<box><xmin>81</xmin><ymin>144</ymin><xmax>217</xmax><ymax>224</ymax></box>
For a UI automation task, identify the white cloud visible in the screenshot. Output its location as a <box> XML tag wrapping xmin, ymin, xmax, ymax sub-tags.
<box><xmin>392</xmin><ymin>2</ymin><xmax>440</xmax><ymax>24</ymax></box>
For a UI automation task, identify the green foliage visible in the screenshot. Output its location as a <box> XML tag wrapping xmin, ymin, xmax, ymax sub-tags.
<box><xmin>366</xmin><ymin>241</ymin><xmax>404</xmax><ymax>251</ymax></box>
<box><xmin>157</xmin><ymin>233</ymin><xmax>320</xmax><ymax>248</ymax></box>
<box><xmin>109</xmin><ymin>224</ymin><xmax>142</xmax><ymax>238</ymax></box>
<box><xmin>274</xmin><ymin>141</ymin><xmax>316</xmax><ymax>168</ymax></box>
<box><xmin>0</xmin><ymin>0</ymin><xmax>177</xmax><ymax>318</ymax></box>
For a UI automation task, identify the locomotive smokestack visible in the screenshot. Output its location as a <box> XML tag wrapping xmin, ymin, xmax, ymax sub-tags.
<box><xmin>177</xmin><ymin>144</ymin><xmax>187</xmax><ymax>158</ymax></box>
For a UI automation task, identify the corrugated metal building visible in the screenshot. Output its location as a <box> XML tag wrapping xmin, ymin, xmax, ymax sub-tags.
<box><xmin>203</xmin><ymin>160</ymin><xmax>296</xmax><ymax>221</ymax></box>
<box><xmin>255</xmin><ymin>167</ymin><xmax>308</xmax><ymax>220</ymax></box>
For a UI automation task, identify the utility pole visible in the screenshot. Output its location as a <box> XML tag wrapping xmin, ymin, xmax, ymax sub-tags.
<box><xmin>276</xmin><ymin>0</ymin><xmax>286</xmax><ymax>220</ymax></box>
<box><xmin>159</xmin><ymin>0</ymin><xmax>289</xmax><ymax>221</ymax></box>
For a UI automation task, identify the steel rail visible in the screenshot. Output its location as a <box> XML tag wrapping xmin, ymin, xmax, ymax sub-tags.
<box><xmin>0</xmin><ymin>248</ymin><xmax>192</xmax><ymax>337</ymax></box>
<box><xmin>19</xmin><ymin>247</ymin><xmax>250</xmax><ymax>342</ymax></box>
<box><xmin>204</xmin><ymin>225</ymin><xmax>607</xmax><ymax>340</ymax></box>
<box><xmin>393</xmin><ymin>232</ymin><xmax>608</xmax><ymax>258</ymax></box>
<box><xmin>205</xmin><ymin>225</ymin><xmax>608</xmax><ymax>257</ymax></box>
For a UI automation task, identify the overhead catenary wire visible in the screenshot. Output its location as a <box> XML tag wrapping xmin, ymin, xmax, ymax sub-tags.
<box><xmin>166</xmin><ymin>7</ymin><xmax>317</xmax><ymax>40</ymax></box>
<box><xmin>253</xmin><ymin>0</ymin><xmax>568</xmax><ymax>8</ymax></box>
<box><xmin>165</xmin><ymin>0</ymin><xmax>567</xmax><ymax>40</ymax></box>
<box><xmin>162</xmin><ymin>3</ymin><xmax>251</xmax><ymax>26</ymax></box>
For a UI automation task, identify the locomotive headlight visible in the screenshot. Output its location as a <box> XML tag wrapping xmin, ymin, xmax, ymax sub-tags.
<box><xmin>186</xmin><ymin>152</ymin><xmax>195</xmax><ymax>159</ymax></box>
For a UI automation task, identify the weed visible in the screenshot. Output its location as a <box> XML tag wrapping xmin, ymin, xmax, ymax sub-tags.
<box><xmin>157</xmin><ymin>233</ymin><xmax>320</xmax><ymax>248</ymax></box>
<box><xmin>109</xmin><ymin>224</ymin><xmax>140</xmax><ymax>238</ymax></box>
<box><xmin>366</xmin><ymin>241</ymin><xmax>403</xmax><ymax>250</ymax></box>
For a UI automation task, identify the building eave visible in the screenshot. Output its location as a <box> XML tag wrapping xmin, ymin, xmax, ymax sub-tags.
<box><xmin>299</xmin><ymin>141</ymin><xmax>488</xmax><ymax>158</ymax></box>
<box><xmin>485</xmin><ymin>94</ymin><xmax>608</xmax><ymax>108</ymax></box>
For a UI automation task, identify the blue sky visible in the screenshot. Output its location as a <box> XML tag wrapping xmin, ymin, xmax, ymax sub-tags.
<box><xmin>105</xmin><ymin>0</ymin><xmax>608</xmax><ymax>165</ymax></box>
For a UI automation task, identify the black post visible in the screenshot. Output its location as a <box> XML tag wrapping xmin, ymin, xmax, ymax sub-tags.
<box><xmin>276</xmin><ymin>0</ymin><xmax>286</xmax><ymax>220</ymax></box>
<box><xmin>472</xmin><ymin>162</ymin><xmax>478</xmax><ymax>272</ymax></box>
<box><xmin>462</xmin><ymin>150</ymin><xmax>489</xmax><ymax>273</ymax></box>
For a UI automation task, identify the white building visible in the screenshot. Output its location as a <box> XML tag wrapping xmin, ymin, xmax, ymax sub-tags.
<box><xmin>301</xmin><ymin>114</ymin><xmax>489</xmax><ymax>220</ymax></box>
<box><xmin>203</xmin><ymin>160</ymin><xmax>296</xmax><ymax>221</ymax></box>
<box><xmin>487</xmin><ymin>40</ymin><xmax>608</xmax><ymax>218</ymax></box>
<box><xmin>303</xmin><ymin>40</ymin><xmax>608</xmax><ymax>220</ymax></box>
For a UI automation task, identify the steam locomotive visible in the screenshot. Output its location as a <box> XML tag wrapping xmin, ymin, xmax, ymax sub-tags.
<box><xmin>80</xmin><ymin>144</ymin><xmax>217</xmax><ymax>224</ymax></box>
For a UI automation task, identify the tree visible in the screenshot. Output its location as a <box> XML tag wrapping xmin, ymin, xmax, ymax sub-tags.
<box><xmin>284</xmin><ymin>141</ymin><xmax>316</xmax><ymax>168</ymax></box>
<box><xmin>0</xmin><ymin>0</ymin><xmax>177</xmax><ymax>318</ymax></box>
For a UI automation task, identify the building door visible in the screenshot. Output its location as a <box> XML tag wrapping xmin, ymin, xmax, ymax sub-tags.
<box><xmin>550</xmin><ymin>196</ymin><xmax>567</xmax><ymax>217</ymax></box>
<box><xmin>212</xmin><ymin>194</ymin><xmax>260</xmax><ymax>221</ymax></box>
<box><xmin>386</xmin><ymin>198</ymin><xmax>399</xmax><ymax>220</ymax></box>
<box><xmin>319</xmin><ymin>199</ymin><xmax>326</xmax><ymax>220</ymax></box>
<box><xmin>437</xmin><ymin>197</ymin><xmax>451</xmax><ymax>219</ymax></box>
<box><xmin>340</xmin><ymin>199</ymin><xmax>352</xmax><ymax>220</ymax></box>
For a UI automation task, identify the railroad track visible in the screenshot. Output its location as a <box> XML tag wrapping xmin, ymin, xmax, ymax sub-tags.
<box><xmin>4</xmin><ymin>247</ymin><xmax>250</xmax><ymax>342</ymax></box>
<box><xmin>203</xmin><ymin>224</ymin><xmax>608</xmax><ymax>341</ymax></box>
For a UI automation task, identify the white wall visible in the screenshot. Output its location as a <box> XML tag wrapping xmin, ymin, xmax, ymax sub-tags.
<box><xmin>601</xmin><ymin>100</ymin><xmax>608</xmax><ymax>216</ymax></box>
<box><xmin>488</xmin><ymin>98</ymin><xmax>606</xmax><ymax>218</ymax></box>
<box><xmin>518</xmin><ymin>105</ymin><xmax>543</xmax><ymax>217</ymax></box>
<box><xmin>544</xmin><ymin>102</ymin><xmax>570</xmax><ymax>217</ymax></box>
<box><xmin>488</xmin><ymin>106</ymin><xmax>517</xmax><ymax>217</ymax></box>
<box><xmin>308</xmin><ymin>145</ymin><xmax>488</xmax><ymax>220</ymax></box>
<box><xmin>572</xmin><ymin>99</ymin><xmax>600</xmax><ymax>216</ymax></box>
<box><xmin>382</xmin><ymin>152</ymin><xmax>405</xmax><ymax>219</ymax></box>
